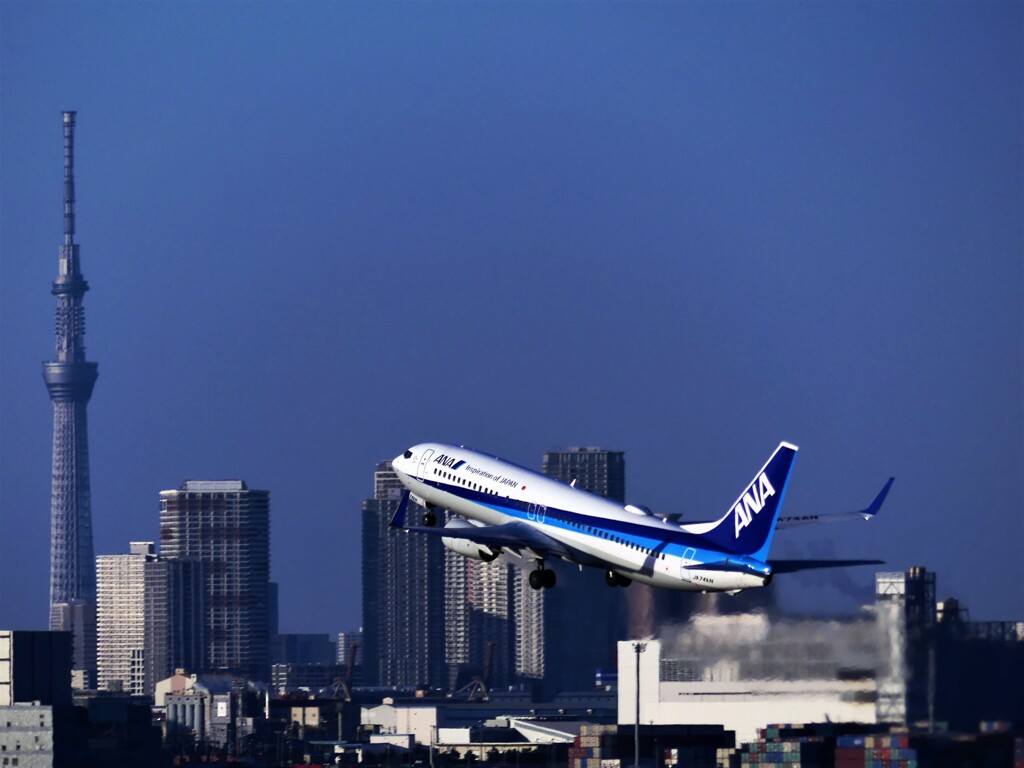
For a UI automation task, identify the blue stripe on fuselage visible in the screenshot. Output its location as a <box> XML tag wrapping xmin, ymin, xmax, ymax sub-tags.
<box><xmin>420</xmin><ymin>475</ymin><xmax>722</xmax><ymax>559</ymax></box>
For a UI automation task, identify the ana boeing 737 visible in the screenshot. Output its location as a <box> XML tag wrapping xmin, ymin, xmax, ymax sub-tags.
<box><xmin>389</xmin><ymin>442</ymin><xmax>892</xmax><ymax>594</ymax></box>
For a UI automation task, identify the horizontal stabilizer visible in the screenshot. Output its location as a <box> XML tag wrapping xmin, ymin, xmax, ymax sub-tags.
<box><xmin>684</xmin><ymin>559</ymin><xmax>772</xmax><ymax>577</ymax></box>
<box><xmin>768</xmin><ymin>558</ymin><xmax>884</xmax><ymax>574</ymax></box>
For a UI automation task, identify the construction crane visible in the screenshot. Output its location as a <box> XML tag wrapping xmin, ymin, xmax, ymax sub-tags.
<box><xmin>454</xmin><ymin>641</ymin><xmax>495</xmax><ymax>702</ymax></box>
<box><xmin>320</xmin><ymin>642</ymin><xmax>360</xmax><ymax>702</ymax></box>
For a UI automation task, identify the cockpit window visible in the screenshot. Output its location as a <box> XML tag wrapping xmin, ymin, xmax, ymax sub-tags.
<box><xmin>404</xmin><ymin>450</ymin><xmax>413</xmax><ymax>459</ymax></box>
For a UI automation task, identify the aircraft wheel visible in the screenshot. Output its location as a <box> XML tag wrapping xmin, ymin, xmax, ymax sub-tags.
<box><xmin>423</xmin><ymin>511</ymin><xmax>437</xmax><ymax>526</ymax></box>
<box><xmin>606</xmin><ymin>571</ymin><xmax>631</xmax><ymax>587</ymax></box>
<box><xmin>542</xmin><ymin>569</ymin><xmax>556</xmax><ymax>589</ymax></box>
<box><xmin>528</xmin><ymin>570</ymin><xmax>544</xmax><ymax>590</ymax></box>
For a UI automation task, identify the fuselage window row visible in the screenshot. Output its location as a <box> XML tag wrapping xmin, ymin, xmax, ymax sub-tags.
<box><xmin>422</xmin><ymin>462</ymin><xmax>664</xmax><ymax>559</ymax></box>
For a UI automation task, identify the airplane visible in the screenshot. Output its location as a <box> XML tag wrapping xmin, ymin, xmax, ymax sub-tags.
<box><xmin>389</xmin><ymin>442</ymin><xmax>892</xmax><ymax>594</ymax></box>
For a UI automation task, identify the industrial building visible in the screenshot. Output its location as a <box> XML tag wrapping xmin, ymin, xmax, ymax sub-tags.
<box><xmin>161</xmin><ymin>673</ymin><xmax>268</xmax><ymax>753</ymax></box>
<box><xmin>615</xmin><ymin>567</ymin><xmax>1024</xmax><ymax>742</ymax></box>
<box><xmin>876</xmin><ymin>567</ymin><xmax>1024</xmax><ymax>730</ymax></box>
<box><xmin>616</xmin><ymin>635</ymin><xmax>876</xmax><ymax>743</ymax></box>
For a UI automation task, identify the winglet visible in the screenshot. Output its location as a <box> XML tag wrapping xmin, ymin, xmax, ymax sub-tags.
<box><xmin>390</xmin><ymin>490</ymin><xmax>410</xmax><ymax>529</ymax></box>
<box><xmin>862</xmin><ymin>477</ymin><xmax>894</xmax><ymax>520</ymax></box>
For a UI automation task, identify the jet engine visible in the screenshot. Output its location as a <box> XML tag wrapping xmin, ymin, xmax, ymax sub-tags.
<box><xmin>441</xmin><ymin>518</ymin><xmax>500</xmax><ymax>563</ymax></box>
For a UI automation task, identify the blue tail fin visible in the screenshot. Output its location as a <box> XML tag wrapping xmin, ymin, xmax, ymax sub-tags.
<box><xmin>701</xmin><ymin>442</ymin><xmax>798</xmax><ymax>560</ymax></box>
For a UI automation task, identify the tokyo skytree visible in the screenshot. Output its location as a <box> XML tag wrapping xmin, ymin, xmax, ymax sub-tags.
<box><xmin>42</xmin><ymin>111</ymin><xmax>99</xmax><ymax>682</ymax></box>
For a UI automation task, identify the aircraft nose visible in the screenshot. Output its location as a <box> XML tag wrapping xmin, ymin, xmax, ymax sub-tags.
<box><xmin>394</xmin><ymin>448</ymin><xmax>415</xmax><ymax>473</ymax></box>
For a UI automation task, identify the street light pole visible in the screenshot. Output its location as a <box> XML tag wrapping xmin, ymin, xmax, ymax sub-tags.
<box><xmin>633</xmin><ymin>642</ymin><xmax>647</xmax><ymax>768</ymax></box>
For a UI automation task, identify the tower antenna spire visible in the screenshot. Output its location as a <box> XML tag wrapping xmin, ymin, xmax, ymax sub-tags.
<box><xmin>64</xmin><ymin>110</ymin><xmax>76</xmax><ymax>244</ymax></box>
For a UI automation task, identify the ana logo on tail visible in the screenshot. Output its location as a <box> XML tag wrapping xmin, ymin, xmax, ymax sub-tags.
<box><xmin>733</xmin><ymin>472</ymin><xmax>776</xmax><ymax>538</ymax></box>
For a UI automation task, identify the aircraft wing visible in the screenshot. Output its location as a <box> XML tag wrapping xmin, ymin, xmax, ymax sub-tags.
<box><xmin>389</xmin><ymin>491</ymin><xmax>574</xmax><ymax>561</ymax></box>
<box><xmin>768</xmin><ymin>559</ymin><xmax>884</xmax><ymax>574</ymax></box>
<box><xmin>775</xmin><ymin>477</ymin><xmax>894</xmax><ymax>530</ymax></box>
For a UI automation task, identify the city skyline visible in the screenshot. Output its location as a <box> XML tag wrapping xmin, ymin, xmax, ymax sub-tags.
<box><xmin>1</xmin><ymin>3</ymin><xmax>1021</xmax><ymax>635</ymax></box>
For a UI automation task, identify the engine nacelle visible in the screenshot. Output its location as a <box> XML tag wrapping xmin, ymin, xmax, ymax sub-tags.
<box><xmin>441</xmin><ymin>519</ymin><xmax>499</xmax><ymax>563</ymax></box>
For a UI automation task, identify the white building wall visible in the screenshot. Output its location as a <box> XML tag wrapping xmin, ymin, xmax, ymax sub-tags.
<box><xmin>362</xmin><ymin>703</ymin><xmax>398</xmax><ymax>733</ymax></box>
<box><xmin>0</xmin><ymin>703</ymin><xmax>56</xmax><ymax>767</ymax></box>
<box><xmin>362</xmin><ymin>703</ymin><xmax>442</xmax><ymax>745</ymax></box>
<box><xmin>396</xmin><ymin>706</ymin><xmax>441</xmax><ymax>744</ymax></box>
<box><xmin>96</xmin><ymin>552</ymin><xmax>147</xmax><ymax>695</ymax></box>
<box><xmin>617</xmin><ymin>640</ymin><xmax>876</xmax><ymax>743</ymax></box>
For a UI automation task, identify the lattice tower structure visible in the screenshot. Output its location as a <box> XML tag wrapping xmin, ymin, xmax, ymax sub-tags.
<box><xmin>42</xmin><ymin>112</ymin><xmax>99</xmax><ymax>682</ymax></box>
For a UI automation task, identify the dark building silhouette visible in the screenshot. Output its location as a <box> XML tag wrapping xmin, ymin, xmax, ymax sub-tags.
<box><xmin>159</xmin><ymin>481</ymin><xmax>270</xmax><ymax>681</ymax></box>
<box><xmin>43</xmin><ymin>111</ymin><xmax>99</xmax><ymax>686</ymax></box>
<box><xmin>540</xmin><ymin>447</ymin><xmax>629</xmax><ymax>694</ymax></box>
<box><xmin>361</xmin><ymin>461</ymin><xmax>446</xmax><ymax>689</ymax></box>
<box><xmin>877</xmin><ymin>566</ymin><xmax>1024</xmax><ymax>730</ymax></box>
<box><xmin>0</xmin><ymin>630</ymin><xmax>72</xmax><ymax>706</ymax></box>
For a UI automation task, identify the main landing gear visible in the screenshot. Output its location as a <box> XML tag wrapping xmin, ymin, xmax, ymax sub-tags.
<box><xmin>605</xmin><ymin>570</ymin><xmax>631</xmax><ymax>587</ymax></box>
<box><xmin>528</xmin><ymin>566</ymin><xmax>556</xmax><ymax>590</ymax></box>
<box><xmin>421</xmin><ymin>503</ymin><xmax>438</xmax><ymax>527</ymax></box>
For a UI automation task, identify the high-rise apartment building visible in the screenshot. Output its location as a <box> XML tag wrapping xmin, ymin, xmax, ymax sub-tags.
<box><xmin>541</xmin><ymin>448</ymin><xmax>626</xmax><ymax>504</ymax></box>
<box><xmin>444</xmin><ymin>551</ymin><xmax>517</xmax><ymax>691</ymax></box>
<box><xmin>144</xmin><ymin>557</ymin><xmax>205</xmax><ymax>689</ymax></box>
<box><xmin>361</xmin><ymin>461</ymin><xmax>445</xmax><ymax>689</ymax></box>
<box><xmin>159</xmin><ymin>481</ymin><xmax>270</xmax><ymax>681</ymax></box>
<box><xmin>539</xmin><ymin>447</ymin><xmax>628</xmax><ymax>694</ymax></box>
<box><xmin>96</xmin><ymin>543</ymin><xmax>152</xmax><ymax>694</ymax></box>
<box><xmin>43</xmin><ymin>111</ymin><xmax>99</xmax><ymax>686</ymax></box>
<box><xmin>96</xmin><ymin>542</ymin><xmax>204</xmax><ymax>696</ymax></box>
<box><xmin>336</xmin><ymin>629</ymin><xmax>363</xmax><ymax>667</ymax></box>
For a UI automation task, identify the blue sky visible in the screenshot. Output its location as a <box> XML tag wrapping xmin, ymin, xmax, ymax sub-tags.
<box><xmin>1</xmin><ymin>1</ymin><xmax>1021</xmax><ymax>634</ymax></box>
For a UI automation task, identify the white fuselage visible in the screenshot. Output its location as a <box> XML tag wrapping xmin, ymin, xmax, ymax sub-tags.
<box><xmin>392</xmin><ymin>443</ymin><xmax>772</xmax><ymax>593</ymax></box>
